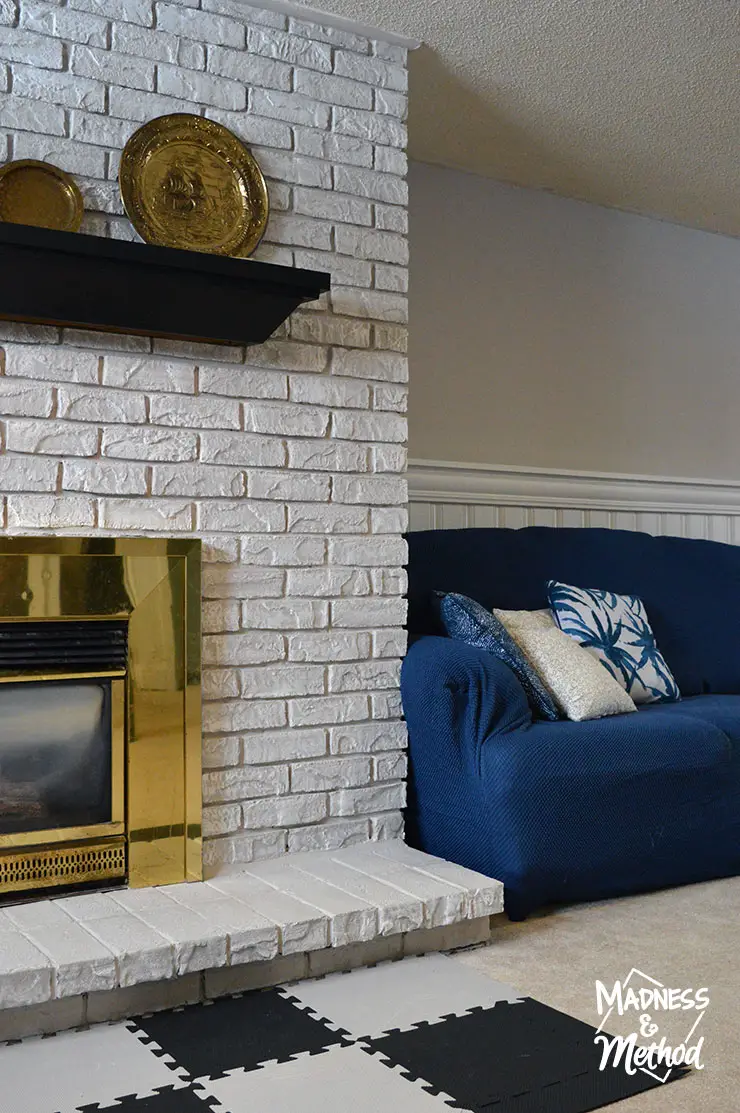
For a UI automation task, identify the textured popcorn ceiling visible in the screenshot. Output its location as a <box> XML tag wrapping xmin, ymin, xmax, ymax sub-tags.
<box><xmin>318</xmin><ymin>0</ymin><xmax>740</xmax><ymax>235</ymax></box>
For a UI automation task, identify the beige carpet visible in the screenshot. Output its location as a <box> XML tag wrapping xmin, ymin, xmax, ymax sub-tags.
<box><xmin>451</xmin><ymin>876</ymin><xmax>740</xmax><ymax>1111</ymax></box>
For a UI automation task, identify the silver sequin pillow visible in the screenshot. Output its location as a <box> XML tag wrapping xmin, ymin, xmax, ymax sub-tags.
<box><xmin>493</xmin><ymin>608</ymin><xmax>637</xmax><ymax>722</ymax></box>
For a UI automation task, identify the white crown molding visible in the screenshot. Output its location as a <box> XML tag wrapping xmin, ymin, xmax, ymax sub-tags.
<box><xmin>240</xmin><ymin>0</ymin><xmax>421</xmax><ymax>48</ymax></box>
<box><xmin>408</xmin><ymin>458</ymin><xmax>740</xmax><ymax>515</ymax></box>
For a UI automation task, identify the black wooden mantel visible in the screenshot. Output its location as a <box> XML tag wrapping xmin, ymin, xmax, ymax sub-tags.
<box><xmin>0</xmin><ymin>222</ymin><xmax>331</xmax><ymax>346</ymax></box>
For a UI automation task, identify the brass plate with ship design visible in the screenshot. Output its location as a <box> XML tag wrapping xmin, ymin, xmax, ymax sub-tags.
<box><xmin>119</xmin><ymin>114</ymin><xmax>269</xmax><ymax>257</ymax></box>
<box><xmin>0</xmin><ymin>160</ymin><xmax>83</xmax><ymax>232</ymax></box>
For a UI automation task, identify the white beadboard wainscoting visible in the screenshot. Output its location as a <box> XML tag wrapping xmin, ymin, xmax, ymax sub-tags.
<box><xmin>408</xmin><ymin>459</ymin><xmax>740</xmax><ymax>545</ymax></box>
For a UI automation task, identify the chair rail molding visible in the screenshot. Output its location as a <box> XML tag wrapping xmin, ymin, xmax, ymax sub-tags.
<box><xmin>408</xmin><ymin>458</ymin><xmax>740</xmax><ymax>544</ymax></box>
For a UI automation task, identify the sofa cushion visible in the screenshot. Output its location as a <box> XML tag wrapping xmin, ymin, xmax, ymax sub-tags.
<box><xmin>407</xmin><ymin>526</ymin><xmax>740</xmax><ymax>697</ymax></box>
<box><xmin>638</xmin><ymin>693</ymin><xmax>740</xmax><ymax>745</ymax></box>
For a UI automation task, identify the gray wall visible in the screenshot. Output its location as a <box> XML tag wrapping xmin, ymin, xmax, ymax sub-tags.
<box><xmin>409</xmin><ymin>161</ymin><xmax>740</xmax><ymax>481</ymax></box>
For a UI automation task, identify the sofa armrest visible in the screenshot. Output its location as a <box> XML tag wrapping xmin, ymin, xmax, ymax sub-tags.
<box><xmin>401</xmin><ymin>636</ymin><xmax>532</xmax><ymax>770</ymax></box>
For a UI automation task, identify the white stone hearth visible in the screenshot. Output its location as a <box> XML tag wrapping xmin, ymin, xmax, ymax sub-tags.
<box><xmin>0</xmin><ymin>842</ymin><xmax>503</xmax><ymax>1038</ymax></box>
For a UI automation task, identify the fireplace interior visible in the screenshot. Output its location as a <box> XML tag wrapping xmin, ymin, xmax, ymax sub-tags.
<box><xmin>0</xmin><ymin>620</ymin><xmax>127</xmax><ymax>897</ymax></box>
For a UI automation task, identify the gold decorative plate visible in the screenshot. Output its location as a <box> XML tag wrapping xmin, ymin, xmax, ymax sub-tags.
<box><xmin>0</xmin><ymin>160</ymin><xmax>83</xmax><ymax>232</ymax></box>
<box><xmin>119</xmin><ymin>114</ymin><xmax>269</xmax><ymax>257</ymax></box>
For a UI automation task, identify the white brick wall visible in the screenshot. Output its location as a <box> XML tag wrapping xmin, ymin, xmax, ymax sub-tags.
<box><xmin>0</xmin><ymin>0</ymin><xmax>409</xmax><ymax>868</ymax></box>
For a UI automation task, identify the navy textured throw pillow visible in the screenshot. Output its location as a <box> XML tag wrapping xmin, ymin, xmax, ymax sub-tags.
<box><xmin>436</xmin><ymin>591</ymin><xmax>560</xmax><ymax>721</ymax></box>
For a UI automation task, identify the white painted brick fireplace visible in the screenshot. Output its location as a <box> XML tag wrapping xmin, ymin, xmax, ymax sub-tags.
<box><xmin>0</xmin><ymin>2</ymin><xmax>507</xmax><ymax>1037</ymax></box>
<box><xmin>0</xmin><ymin>0</ymin><xmax>410</xmax><ymax>868</ymax></box>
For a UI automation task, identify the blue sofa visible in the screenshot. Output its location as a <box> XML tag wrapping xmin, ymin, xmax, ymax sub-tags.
<box><xmin>401</xmin><ymin>526</ymin><xmax>740</xmax><ymax>919</ymax></box>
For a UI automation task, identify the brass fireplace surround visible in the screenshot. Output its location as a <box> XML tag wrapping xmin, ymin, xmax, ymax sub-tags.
<box><xmin>0</xmin><ymin>537</ymin><xmax>202</xmax><ymax>893</ymax></box>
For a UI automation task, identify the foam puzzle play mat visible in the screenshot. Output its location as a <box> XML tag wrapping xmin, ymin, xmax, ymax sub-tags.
<box><xmin>0</xmin><ymin>954</ymin><xmax>686</xmax><ymax>1113</ymax></box>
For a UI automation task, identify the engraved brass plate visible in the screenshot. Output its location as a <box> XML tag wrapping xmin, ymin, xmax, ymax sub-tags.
<box><xmin>0</xmin><ymin>838</ymin><xmax>126</xmax><ymax>895</ymax></box>
<box><xmin>0</xmin><ymin>160</ymin><xmax>83</xmax><ymax>232</ymax></box>
<box><xmin>119</xmin><ymin>114</ymin><xmax>269</xmax><ymax>257</ymax></box>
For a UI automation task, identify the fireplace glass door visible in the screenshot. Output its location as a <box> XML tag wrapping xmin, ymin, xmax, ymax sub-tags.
<box><xmin>0</xmin><ymin>672</ymin><xmax>126</xmax><ymax>895</ymax></box>
<box><xmin>0</xmin><ymin>678</ymin><xmax>121</xmax><ymax>837</ymax></box>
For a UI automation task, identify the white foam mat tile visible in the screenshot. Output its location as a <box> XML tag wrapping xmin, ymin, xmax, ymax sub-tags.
<box><xmin>200</xmin><ymin>1043</ymin><xmax>454</xmax><ymax>1113</ymax></box>
<box><xmin>281</xmin><ymin>952</ymin><xmax>523</xmax><ymax>1039</ymax></box>
<box><xmin>0</xmin><ymin>1022</ymin><xmax>190</xmax><ymax>1113</ymax></box>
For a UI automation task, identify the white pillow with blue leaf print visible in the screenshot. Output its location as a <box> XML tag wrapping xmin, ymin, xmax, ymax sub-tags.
<box><xmin>547</xmin><ymin>580</ymin><xmax>681</xmax><ymax>705</ymax></box>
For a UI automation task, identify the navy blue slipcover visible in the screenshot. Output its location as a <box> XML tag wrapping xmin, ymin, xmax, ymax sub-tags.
<box><xmin>401</xmin><ymin>528</ymin><xmax>740</xmax><ymax>918</ymax></box>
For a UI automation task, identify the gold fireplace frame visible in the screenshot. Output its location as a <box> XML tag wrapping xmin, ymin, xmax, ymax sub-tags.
<box><xmin>0</xmin><ymin>537</ymin><xmax>202</xmax><ymax>890</ymax></box>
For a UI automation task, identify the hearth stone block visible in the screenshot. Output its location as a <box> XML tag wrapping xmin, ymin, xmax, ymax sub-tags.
<box><xmin>287</xmin><ymin>501</ymin><xmax>369</xmax><ymax>534</ymax></box>
<box><xmin>288</xmin><ymin>630</ymin><xmax>371</xmax><ymax>662</ymax></box>
<box><xmin>287</xmin><ymin>817</ymin><xmax>370</xmax><ymax>853</ymax></box>
<box><xmin>288</xmin><ymin>439</ymin><xmax>369</xmax><ymax>472</ymax></box>
<box><xmin>288</xmin><ymin>693</ymin><xmax>369</xmax><ymax>727</ymax></box>
<box><xmin>84</xmin><ymin>915</ymin><xmax>175</xmax><ymax>986</ymax></box>
<box><xmin>7</xmin><ymin>493</ymin><xmax>96</xmax><ymax>528</ymax></box>
<box><xmin>374</xmin><ymin>753</ymin><xmax>409</xmax><ymax>781</ymax></box>
<box><xmin>101</xmin><ymin>425</ymin><xmax>198</xmax><ymax>461</ymax></box>
<box><xmin>203</xmin><ymin>697</ymin><xmax>287</xmax><ymax>733</ymax></box>
<box><xmin>330</xmin><ymin>720</ymin><xmax>407</xmax><ymax>754</ymax></box>
<box><xmin>0</xmin><ymin>378</ymin><xmax>54</xmax><ymax>417</ymax></box>
<box><xmin>0</xmin><ymin>455</ymin><xmax>57</xmax><ymax>491</ymax></box>
<box><xmin>371</xmin><ymin>506</ymin><xmax>410</xmax><ymax>532</ymax></box>
<box><xmin>200</xmin><ymin>365</ymin><xmax>288</xmax><ymax>399</ymax></box>
<box><xmin>371</xmin><ymin>813</ymin><xmax>405</xmax><ymax>840</ymax></box>
<box><xmin>328</xmin><ymin>658</ymin><xmax>402</xmax><ymax>692</ymax></box>
<box><xmin>18</xmin><ymin>922</ymin><xmax>118</xmax><ymax>997</ymax></box>
<box><xmin>0</xmin><ymin>932</ymin><xmax>53</xmax><ymax>1008</ymax></box>
<box><xmin>242</xmin><ymin>727</ymin><xmax>328</xmax><ymax>764</ymax></box>
<box><xmin>330</xmin><ymin>782</ymin><xmax>406</xmax><ymax>817</ymax></box>
<box><xmin>199</xmin><ymin>430</ymin><xmax>286</xmax><ymax>467</ymax></box>
<box><xmin>334</xmin><ymin>50</ymin><xmax>407</xmax><ymax>91</ymax></box>
<box><xmin>241</xmin><ymin>660</ymin><xmax>329</xmax><ymax>701</ymax></box>
<box><xmin>241</xmin><ymin>793</ymin><xmax>328</xmax><ymax>829</ymax></box>
<box><xmin>202</xmin><ymin>630</ymin><xmax>284</xmax><ymax>666</ymax></box>
<box><xmin>103</xmin><ymin>354</ymin><xmax>195</xmax><ymax>392</ymax></box>
<box><xmin>207</xmin><ymin>44</ymin><xmax>291</xmax><ymax>90</ymax></box>
<box><xmin>4</xmin><ymin>343</ymin><xmax>98</xmax><ymax>383</ymax></box>
<box><xmin>203</xmin><ymin>829</ymin><xmax>289</xmax><ymax>869</ymax></box>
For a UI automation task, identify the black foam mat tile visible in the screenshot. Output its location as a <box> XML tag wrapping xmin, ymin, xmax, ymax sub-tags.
<box><xmin>128</xmin><ymin>987</ymin><xmax>351</xmax><ymax>1082</ymax></box>
<box><xmin>364</xmin><ymin>997</ymin><xmax>688</xmax><ymax>1113</ymax></box>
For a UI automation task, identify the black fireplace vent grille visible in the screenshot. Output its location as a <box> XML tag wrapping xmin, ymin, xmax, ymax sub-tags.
<box><xmin>0</xmin><ymin>620</ymin><xmax>128</xmax><ymax>671</ymax></box>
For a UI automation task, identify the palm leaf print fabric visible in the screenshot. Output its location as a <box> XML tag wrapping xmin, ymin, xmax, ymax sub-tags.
<box><xmin>547</xmin><ymin>580</ymin><xmax>681</xmax><ymax>704</ymax></box>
